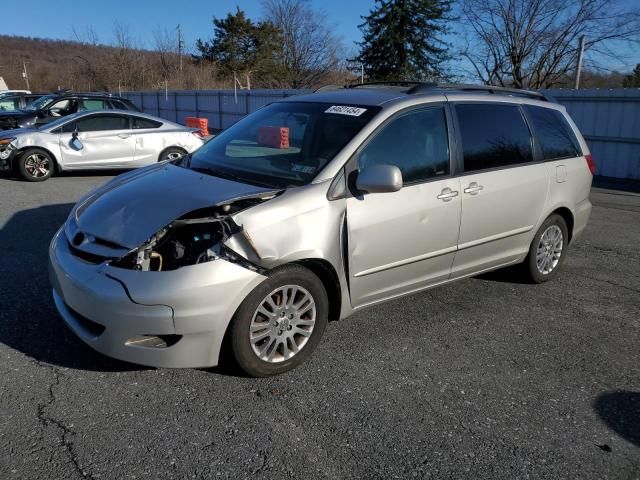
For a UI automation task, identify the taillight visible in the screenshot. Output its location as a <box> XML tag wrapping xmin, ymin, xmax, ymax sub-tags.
<box><xmin>585</xmin><ymin>154</ymin><xmax>596</xmax><ymax>175</ymax></box>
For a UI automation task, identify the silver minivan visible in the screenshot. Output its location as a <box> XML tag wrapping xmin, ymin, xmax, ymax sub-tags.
<box><xmin>49</xmin><ymin>84</ymin><xmax>593</xmax><ymax>376</ymax></box>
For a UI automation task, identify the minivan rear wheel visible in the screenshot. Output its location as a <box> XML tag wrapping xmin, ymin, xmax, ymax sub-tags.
<box><xmin>524</xmin><ymin>214</ymin><xmax>568</xmax><ymax>283</ymax></box>
<box><xmin>229</xmin><ymin>265</ymin><xmax>328</xmax><ymax>377</ymax></box>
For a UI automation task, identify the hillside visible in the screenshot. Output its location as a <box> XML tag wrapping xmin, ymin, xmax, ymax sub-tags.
<box><xmin>0</xmin><ymin>35</ymin><xmax>222</xmax><ymax>92</ymax></box>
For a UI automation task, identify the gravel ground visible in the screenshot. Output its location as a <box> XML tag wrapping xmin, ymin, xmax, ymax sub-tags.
<box><xmin>0</xmin><ymin>172</ymin><xmax>638</xmax><ymax>479</ymax></box>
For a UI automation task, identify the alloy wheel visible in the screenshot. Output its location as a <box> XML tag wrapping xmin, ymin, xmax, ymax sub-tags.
<box><xmin>249</xmin><ymin>285</ymin><xmax>316</xmax><ymax>363</ymax></box>
<box><xmin>536</xmin><ymin>225</ymin><xmax>563</xmax><ymax>274</ymax></box>
<box><xmin>24</xmin><ymin>153</ymin><xmax>51</xmax><ymax>178</ymax></box>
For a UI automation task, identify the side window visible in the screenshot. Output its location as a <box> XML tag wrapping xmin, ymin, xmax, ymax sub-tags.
<box><xmin>0</xmin><ymin>98</ymin><xmax>19</xmax><ymax>111</ymax></box>
<box><xmin>456</xmin><ymin>103</ymin><xmax>533</xmax><ymax>172</ymax></box>
<box><xmin>71</xmin><ymin>115</ymin><xmax>130</xmax><ymax>132</ymax></box>
<box><xmin>79</xmin><ymin>99</ymin><xmax>107</xmax><ymax>111</ymax></box>
<box><xmin>49</xmin><ymin>99</ymin><xmax>78</xmax><ymax>116</ymax></box>
<box><xmin>357</xmin><ymin>107</ymin><xmax>450</xmax><ymax>184</ymax></box>
<box><xmin>524</xmin><ymin>105</ymin><xmax>581</xmax><ymax>160</ymax></box>
<box><xmin>111</xmin><ymin>99</ymin><xmax>129</xmax><ymax>110</ymax></box>
<box><xmin>132</xmin><ymin>116</ymin><xmax>162</xmax><ymax>129</ymax></box>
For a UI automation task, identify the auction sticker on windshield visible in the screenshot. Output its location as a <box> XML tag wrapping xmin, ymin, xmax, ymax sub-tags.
<box><xmin>325</xmin><ymin>105</ymin><xmax>368</xmax><ymax>116</ymax></box>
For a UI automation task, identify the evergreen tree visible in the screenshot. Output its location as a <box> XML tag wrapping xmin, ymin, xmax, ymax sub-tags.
<box><xmin>623</xmin><ymin>64</ymin><xmax>640</xmax><ymax>88</ymax></box>
<box><xmin>195</xmin><ymin>8</ymin><xmax>282</xmax><ymax>80</ymax></box>
<box><xmin>354</xmin><ymin>0</ymin><xmax>452</xmax><ymax>82</ymax></box>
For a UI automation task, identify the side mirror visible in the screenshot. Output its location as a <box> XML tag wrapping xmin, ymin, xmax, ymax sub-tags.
<box><xmin>355</xmin><ymin>164</ymin><xmax>403</xmax><ymax>194</ymax></box>
<box><xmin>36</xmin><ymin>110</ymin><xmax>46</xmax><ymax>119</ymax></box>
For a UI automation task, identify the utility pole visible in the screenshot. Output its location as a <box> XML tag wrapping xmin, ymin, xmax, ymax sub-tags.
<box><xmin>361</xmin><ymin>64</ymin><xmax>364</xmax><ymax>84</ymax></box>
<box><xmin>575</xmin><ymin>35</ymin><xmax>585</xmax><ymax>89</ymax></box>
<box><xmin>22</xmin><ymin>61</ymin><xmax>30</xmax><ymax>90</ymax></box>
<box><xmin>177</xmin><ymin>24</ymin><xmax>184</xmax><ymax>73</ymax></box>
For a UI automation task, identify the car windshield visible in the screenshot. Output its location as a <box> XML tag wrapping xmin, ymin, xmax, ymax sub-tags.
<box><xmin>186</xmin><ymin>101</ymin><xmax>380</xmax><ymax>188</ymax></box>
<box><xmin>23</xmin><ymin>95</ymin><xmax>54</xmax><ymax>112</ymax></box>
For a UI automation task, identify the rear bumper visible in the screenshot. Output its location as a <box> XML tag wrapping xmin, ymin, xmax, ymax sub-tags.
<box><xmin>49</xmin><ymin>227</ymin><xmax>266</xmax><ymax>368</ymax></box>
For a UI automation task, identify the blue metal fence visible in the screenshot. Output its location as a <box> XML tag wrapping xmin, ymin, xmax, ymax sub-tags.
<box><xmin>124</xmin><ymin>88</ymin><xmax>640</xmax><ymax>180</ymax></box>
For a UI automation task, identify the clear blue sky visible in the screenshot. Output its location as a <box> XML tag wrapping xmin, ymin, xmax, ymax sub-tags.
<box><xmin>1</xmin><ymin>0</ymin><xmax>371</xmax><ymax>55</ymax></box>
<box><xmin>2</xmin><ymin>0</ymin><xmax>638</xmax><ymax>73</ymax></box>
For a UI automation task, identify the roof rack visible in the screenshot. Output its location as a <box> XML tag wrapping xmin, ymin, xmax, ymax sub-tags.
<box><xmin>348</xmin><ymin>81</ymin><xmax>431</xmax><ymax>89</ymax></box>
<box><xmin>407</xmin><ymin>83</ymin><xmax>548</xmax><ymax>101</ymax></box>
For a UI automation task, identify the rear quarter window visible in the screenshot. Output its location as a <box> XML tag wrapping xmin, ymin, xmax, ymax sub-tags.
<box><xmin>132</xmin><ymin>116</ymin><xmax>162</xmax><ymax>129</ymax></box>
<box><xmin>524</xmin><ymin>105</ymin><xmax>581</xmax><ymax>160</ymax></box>
<box><xmin>455</xmin><ymin>103</ymin><xmax>533</xmax><ymax>172</ymax></box>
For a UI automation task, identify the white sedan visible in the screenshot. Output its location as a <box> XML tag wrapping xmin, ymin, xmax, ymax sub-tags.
<box><xmin>0</xmin><ymin>110</ymin><xmax>205</xmax><ymax>181</ymax></box>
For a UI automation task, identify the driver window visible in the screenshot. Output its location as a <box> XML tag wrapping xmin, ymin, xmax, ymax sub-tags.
<box><xmin>49</xmin><ymin>99</ymin><xmax>78</xmax><ymax>117</ymax></box>
<box><xmin>357</xmin><ymin>107</ymin><xmax>450</xmax><ymax>184</ymax></box>
<box><xmin>62</xmin><ymin>115</ymin><xmax>129</xmax><ymax>132</ymax></box>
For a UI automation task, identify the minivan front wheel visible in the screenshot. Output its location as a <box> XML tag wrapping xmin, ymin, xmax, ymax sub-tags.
<box><xmin>524</xmin><ymin>214</ymin><xmax>569</xmax><ymax>283</ymax></box>
<box><xmin>229</xmin><ymin>265</ymin><xmax>328</xmax><ymax>377</ymax></box>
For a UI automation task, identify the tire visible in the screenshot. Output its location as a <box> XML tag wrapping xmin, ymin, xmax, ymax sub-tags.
<box><xmin>523</xmin><ymin>214</ymin><xmax>569</xmax><ymax>283</ymax></box>
<box><xmin>17</xmin><ymin>148</ymin><xmax>55</xmax><ymax>182</ymax></box>
<box><xmin>229</xmin><ymin>265</ymin><xmax>329</xmax><ymax>377</ymax></box>
<box><xmin>158</xmin><ymin>147</ymin><xmax>187</xmax><ymax>162</ymax></box>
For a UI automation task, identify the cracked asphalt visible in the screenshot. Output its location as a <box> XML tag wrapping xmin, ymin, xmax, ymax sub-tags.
<box><xmin>1</xmin><ymin>172</ymin><xmax>639</xmax><ymax>479</ymax></box>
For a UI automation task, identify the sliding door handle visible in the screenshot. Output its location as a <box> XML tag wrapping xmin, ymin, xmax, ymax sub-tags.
<box><xmin>437</xmin><ymin>188</ymin><xmax>459</xmax><ymax>202</ymax></box>
<box><xmin>464</xmin><ymin>182</ymin><xmax>484</xmax><ymax>195</ymax></box>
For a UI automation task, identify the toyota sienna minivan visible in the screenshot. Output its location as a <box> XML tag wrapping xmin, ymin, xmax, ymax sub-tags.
<box><xmin>49</xmin><ymin>83</ymin><xmax>594</xmax><ymax>376</ymax></box>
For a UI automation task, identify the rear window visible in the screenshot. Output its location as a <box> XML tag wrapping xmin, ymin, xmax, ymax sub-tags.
<box><xmin>456</xmin><ymin>103</ymin><xmax>533</xmax><ymax>172</ymax></box>
<box><xmin>524</xmin><ymin>105</ymin><xmax>581</xmax><ymax>160</ymax></box>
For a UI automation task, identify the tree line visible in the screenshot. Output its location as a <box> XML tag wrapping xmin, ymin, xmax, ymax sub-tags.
<box><xmin>1</xmin><ymin>0</ymin><xmax>639</xmax><ymax>92</ymax></box>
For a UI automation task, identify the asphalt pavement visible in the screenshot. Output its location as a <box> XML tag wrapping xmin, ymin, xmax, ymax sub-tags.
<box><xmin>0</xmin><ymin>172</ymin><xmax>638</xmax><ymax>479</ymax></box>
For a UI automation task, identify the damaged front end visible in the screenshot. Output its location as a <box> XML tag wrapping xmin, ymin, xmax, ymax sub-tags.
<box><xmin>68</xmin><ymin>194</ymin><xmax>275</xmax><ymax>273</ymax></box>
<box><xmin>109</xmin><ymin>199</ymin><xmax>267</xmax><ymax>273</ymax></box>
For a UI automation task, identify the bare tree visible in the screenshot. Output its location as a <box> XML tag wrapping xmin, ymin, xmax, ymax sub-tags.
<box><xmin>458</xmin><ymin>0</ymin><xmax>640</xmax><ymax>88</ymax></box>
<box><xmin>261</xmin><ymin>0</ymin><xmax>343</xmax><ymax>88</ymax></box>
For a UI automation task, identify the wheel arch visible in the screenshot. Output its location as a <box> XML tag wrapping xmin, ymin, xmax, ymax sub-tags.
<box><xmin>157</xmin><ymin>146</ymin><xmax>188</xmax><ymax>162</ymax></box>
<box><xmin>15</xmin><ymin>146</ymin><xmax>61</xmax><ymax>173</ymax></box>
<box><xmin>550</xmin><ymin>206</ymin><xmax>575</xmax><ymax>243</ymax></box>
<box><xmin>293</xmin><ymin>258</ymin><xmax>342</xmax><ymax>322</ymax></box>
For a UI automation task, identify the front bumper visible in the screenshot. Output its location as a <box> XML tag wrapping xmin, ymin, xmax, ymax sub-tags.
<box><xmin>0</xmin><ymin>143</ymin><xmax>16</xmax><ymax>171</ymax></box>
<box><xmin>49</xmin><ymin>228</ymin><xmax>266</xmax><ymax>368</ymax></box>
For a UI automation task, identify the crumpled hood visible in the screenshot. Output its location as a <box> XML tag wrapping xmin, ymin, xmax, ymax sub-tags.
<box><xmin>74</xmin><ymin>163</ymin><xmax>276</xmax><ymax>249</ymax></box>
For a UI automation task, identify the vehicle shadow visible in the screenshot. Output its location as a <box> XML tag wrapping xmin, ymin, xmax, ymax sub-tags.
<box><xmin>0</xmin><ymin>203</ymin><xmax>147</xmax><ymax>372</ymax></box>
<box><xmin>473</xmin><ymin>265</ymin><xmax>533</xmax><ymax>284</ymax></box>
<box><xmin>593</xmin><ymin>390</ymin><xmax>640</xmax><ymax>447</ymax></box>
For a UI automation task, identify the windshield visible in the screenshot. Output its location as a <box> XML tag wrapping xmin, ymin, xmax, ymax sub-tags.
<box><xmin>23</xmin><ymin>95</ymin><xmax>54</xmax><ymax>112</ymax></box>
<box><xmin>186</xmin><ymin>101</ymin><xmax>380</xmax><ymax>188</ymax></box>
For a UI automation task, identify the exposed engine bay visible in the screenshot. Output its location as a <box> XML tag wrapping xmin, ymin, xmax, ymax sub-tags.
<box><xmin>108</xmin><ymin>197</ymin><xmax>269</xmax><ymax>272</ymax></box>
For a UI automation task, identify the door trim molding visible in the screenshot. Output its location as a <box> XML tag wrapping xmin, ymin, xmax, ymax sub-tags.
<box><xmin>353</xmin><ymin>245</ymin><xmax>458</xmax><ymax>278</ymax></box>
<box><xmin>457</xmin><ymin>225</ymin><xmax>533</xmax><ymax>251</ymax></box>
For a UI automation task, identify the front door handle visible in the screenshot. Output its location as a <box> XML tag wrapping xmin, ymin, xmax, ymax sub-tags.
<box><xmin>464</xmin><ymin>182</ymin><xmax>484</xmax><ymax>195</ymax></box>
<box><xmin>437</xmin><ymin>187</ymin><xmax>459</xmax><ymax>202</ymax></box>
<box><xmin>117</xmin><ymin>133</ymin><xmax>131</xmax><ymax>139</ymax></box>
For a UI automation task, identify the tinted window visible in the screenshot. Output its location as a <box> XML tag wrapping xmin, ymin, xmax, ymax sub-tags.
<box><xmin>64</xmin><ymin>115</ymin><xmax>129</xmax><ymax>132</ymax></box>
<box><xmin>524</xmin><ymin>105</ymin><xmax>580</xmax><ymax>160</ymax></box>
<box><xmin>79</xmin><ymin>99</ymin><xmax>108</xmax><ymax>111</ymax></box>
<box><xmin>132</xmin><ymin>116</ymin><xmax>162</xmax><ymax>129</ymax></box>
<box><xmin>0</xmin><ymin>98</ymin><xmax>19</xmax><ymax>111</ymax></box>
<box><xmin>456</xmin><ymin>104</ymin><xmax>533</xmax><ymax>171</ymax></box>
<box><xmin>358</xmin><ymin>107</ymin><xmax>450</xmax><ymax>183</ymax></box>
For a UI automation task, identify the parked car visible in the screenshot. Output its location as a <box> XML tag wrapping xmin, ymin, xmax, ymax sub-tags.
<box><xmin>0</xmin><ymin>89</ymin><xmax>31</xmax><ymax>95</ymax></box>
<box><xmin>0</xmin><ymin>91</ymin><xmax>140</xmax><ymax>130</ymax></box>
<box><xmin>49</xmin><ymin>83</ymin><xmax>594</xmax><ymax>376</ymax></box>
<box><xmin>0</xmin><ymin>110</ymin><xmax>204</xmax><ymax>181</ymax></box>
<box><xmin>0</xmin><ymin>92</ymin><xmax>46</xmax><ymax>112</ymax></box>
